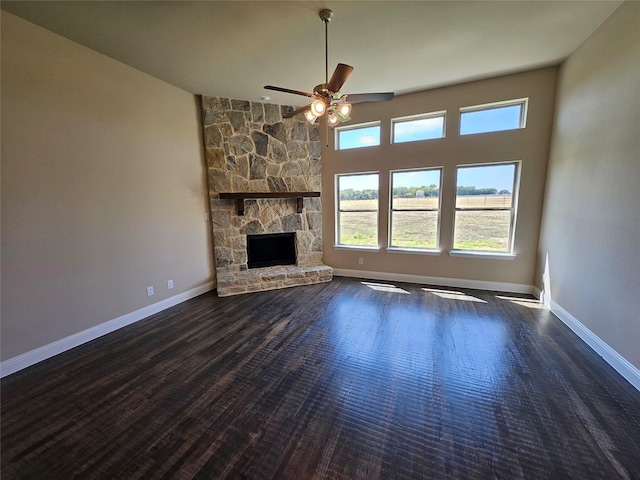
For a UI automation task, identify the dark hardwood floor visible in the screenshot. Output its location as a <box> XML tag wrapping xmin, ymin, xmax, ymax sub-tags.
<box><xmin>2</xmin><ymin>276</ymin><xmax>639</xmax><ymax>479</ymax></box>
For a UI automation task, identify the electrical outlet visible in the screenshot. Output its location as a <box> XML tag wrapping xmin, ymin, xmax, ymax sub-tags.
<box><xmin>147</xmin><ymin>286</ymin><xmax>154</xmax><ymax>297</ymax></box>
<box><xmin>358</xmin><ymin>257</ymin><xmax>364</xmax><ymax>265</ymax></box>
<box><xmin>167</xmin><ymin>279</ymin><xmax>174</xmax><ymax>289</ymax></box>
<box><xmin>204</xmin><ymin>212</ymin><xmax>209</xmax><ymax>222</ymax></box>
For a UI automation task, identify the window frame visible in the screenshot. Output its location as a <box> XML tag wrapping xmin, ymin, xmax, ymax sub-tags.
<box><xmin>335</xmin><ymin>172</ymin><xmax>380</xmax><ymax>249</ymax></box>
<box><xmin>452</xmin><ymin>161</ymin><xmax>521</xmax><ymax>255</ymax></box>
<box><xmin>459</xmin><ymin>98</ymin><xmax>528</xmax><ymax>136</ymax></box>
<box><xmin>335</xmin><ymin>121</ymin><xmax>382</xmax><ymax>151</ymax></box>
<box><xmin>388</xmin><ymin>167</ymin><xmax>443</xmax><ymax>252</ymax></box>
<box><xmin>391</xmin><ymin>111</ymin><xmax>446</xmax><ymax>144</ymax></box>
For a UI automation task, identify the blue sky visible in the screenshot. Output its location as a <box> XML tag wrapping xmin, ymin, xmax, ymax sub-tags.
<box><xmin>457</xmin><ymin>163</ymin><xmax>515</xmax><ymax>192</ymax></box>
<box><xmin>460</xmin><ymin>104</ymin><xmax>522</xmax><ymax>135</ymax></box>
<box><xmin>339</xmin><ymin>173</ymin><xmax>379</xmax><ymax>191</ymax></box>
<box><xmin>394</xmin><ymin>117</ymin><xmax>444</xmax><ymax>143</ymax></box>
<box><xmin>338</xmin><ymin>126</ymin><xmax>380</xmax><ymax>150</ymax></box>
<box><xmin>392</xmin><ymin>169</ymin><xmax>441</xmax><ymax>188</ymax></box>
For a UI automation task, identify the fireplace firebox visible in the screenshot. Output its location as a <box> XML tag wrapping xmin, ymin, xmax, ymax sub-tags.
<box><xmin>247</xmin><ymin>232</ymin><xmax>296</xmax><ymax>269</ymax></box>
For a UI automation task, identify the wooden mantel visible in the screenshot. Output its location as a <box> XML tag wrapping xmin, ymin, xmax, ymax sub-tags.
<box><xmin>219</xmin><ymin>192</ymin><xmax>321</xmax><ymax>215</ymax></box>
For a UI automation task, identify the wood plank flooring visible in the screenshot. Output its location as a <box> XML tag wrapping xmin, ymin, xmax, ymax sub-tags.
<box><xmin>2</xmin><ymin>276</ymin><xmax>639</xmax><ymax>479</ymax></box>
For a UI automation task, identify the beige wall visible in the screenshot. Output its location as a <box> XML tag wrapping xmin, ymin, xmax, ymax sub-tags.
<box><xmin>321</xmin><ymin>68</ymin><xmax>558</xmax><ymax>288</ymax></box>
<box><xmin>537</xmin><ymin>2</ymin><xmax>639</xmax><ymax>368</ymax></box>
<box><xmin>1</xmin><ymin>12</ymin><xmax>214</xmax><ymax>361</ymax></box>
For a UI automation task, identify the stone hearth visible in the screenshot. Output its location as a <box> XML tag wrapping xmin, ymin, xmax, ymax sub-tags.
<box><xmin>216</xmin><ymin>264</ymin><xmax>333</xmax><ymax>297</ymax></box>
<box><xmin>201</xmin><ymin>96</ymin><xmax>332</xmax><ymax>297</ymax></box>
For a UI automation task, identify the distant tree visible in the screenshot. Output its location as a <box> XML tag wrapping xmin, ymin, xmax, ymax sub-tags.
<box><xmin>362</xmin><ymin>189</ymin><xmax>378</xmax><ymax>200</ymax></box>
<box><xmin>392</xmin><ymin>185</ymin><xmax>439</xmax><ymax>199</ymax></box>
<box><xmin>339</xmin><ymin>189</ymin><xmax>355</xmax><ymax>201</ymax></box>
<box><xmin>457</xmin><ymin>186</ymin><xmax>497</xmax><ymax>196</ymax></box>
<box><xmin>346</xmin><ymin>185</ymin><xmax>505</xmax><ymax>200</ymax></box>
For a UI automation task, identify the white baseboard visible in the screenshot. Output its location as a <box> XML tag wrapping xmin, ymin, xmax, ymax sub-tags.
<box><xmin>550</xmin><ymin>299</ymin><xmax>640</xmax><ymax>392</ymax></box>
<box><xmin>0</xmin><ymin>282</ymin><xmax>215</xmax><ymax>378</ymax></box>
<box><xmin>332</xmin><ymin>268</ymin><xmax>535</xmax><ymax>295</ymax></box>
<box><xmin>532</xmin><ymin>286</ymin><xmax>543</xmax><ymax>300</ymax></box>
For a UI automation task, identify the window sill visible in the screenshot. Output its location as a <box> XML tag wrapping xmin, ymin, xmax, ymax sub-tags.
<box><xmin>386</xmin><ymin>247</ymin><xmax>441</xmax><ymax>256</ymax></box>
<box><xmin>334</xmin><ymin>245</ymin><xmax>380</xmax><ymax>252</ymax></box>
<box><xmin>449</xmin><ymin>250</ymin><xmax>516</xmax><ymax>260</ymax></box>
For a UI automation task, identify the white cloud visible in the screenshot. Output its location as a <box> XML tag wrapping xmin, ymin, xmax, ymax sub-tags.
<box><xmin>359</xmin><ymin>135</ymin><xmax>378</xmax><ymax>145</ymax></box>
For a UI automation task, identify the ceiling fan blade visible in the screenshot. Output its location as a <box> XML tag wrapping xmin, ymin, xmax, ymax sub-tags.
<box><xmin>283</xmin><ymin>104</ymin><xmax>312</xmax><ymax>119</ymax></box>
<box><xmin>345</xmin><ymin>92</ymin><xmax>395</xmax><ymax>104</ymax></box>
<box><xmin>264</xmin><ymin>85</ymin><xmax>314</xmax><ymax>98</ymax></box>
<box><xmin>327</xmin><ymin>63</ymin><xmax>354</xmax><ymax>93</ymax></box>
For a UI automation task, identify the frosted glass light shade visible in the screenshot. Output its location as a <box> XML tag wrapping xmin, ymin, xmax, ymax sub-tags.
<box><xmin>304</xmin><ymin>110</ymin><xmax>318</xmax><ymax>124</ymax></box>
<box><xmin>337</xmin><ymin>102</ymin><xmax>352</xmax><ymax>117</ymax></box>
<box><xmin>310</xmin><ymin>99</ymin><xmax>326</xmax><ymax>116</ymax></box>
<box><xmin>327</xmin><ymin>110</ymin><xmax>340</xmax><ymax>126</ymax></box>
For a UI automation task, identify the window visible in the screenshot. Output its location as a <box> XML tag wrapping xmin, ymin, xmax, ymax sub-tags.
<box><xmin>453</xmin><ymin>162</ymin><xmax>520</xmax><ymax>253</ymax></box>
<box><xmin>336</xmin><ymin>122</ymin><xmax>381</xmax><ymax>150</ymax></box>
<box><xmin>392</xmin><ymin>112</ymin><xmax>445</xmax><ymax>144</ymax></box>
<box><xmin>389</xmin><ymin>168</ymin><xmax>442</xmax><ymax>250</ymax></box>
<box><xmin>336</xmin><ymin>173</ymin><xmax>379</xmax><ymax>247</ymax></box>
<box><xmin>460</xmin><ymin>98</ymin><xmax>527</xmax><ymax>135</ymax></box>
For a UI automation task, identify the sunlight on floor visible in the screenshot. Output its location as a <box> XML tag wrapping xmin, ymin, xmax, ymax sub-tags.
<box><xmin>422</xmin><ymin>288</ymin><xmax>487</xmax><ymax>303</ymax></box>
<box><xmin>361</xmin><ymin>282</ymin><xmax>411</xmax><ymax>294</ymax></box>
<box><xmin>495</xmin><ymin>295</ymin><xmax>545</xmax><ymax>309</ymax></box>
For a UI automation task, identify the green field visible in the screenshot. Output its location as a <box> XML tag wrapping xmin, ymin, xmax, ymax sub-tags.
<box><xmin>339</xmin><ymin>195</ymin><xmax>512</xmax><ymax>251</ymax></box>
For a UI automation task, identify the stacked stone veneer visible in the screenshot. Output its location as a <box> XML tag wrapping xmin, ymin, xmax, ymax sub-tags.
<box><xmin>201</xmin><ymin>95</ymin><xmax>332</xmax><ymax>297</ymax></box>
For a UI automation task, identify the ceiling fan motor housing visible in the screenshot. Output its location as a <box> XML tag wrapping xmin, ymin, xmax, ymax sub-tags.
<box><xmin>313</xmin><ymin>83</ymin><xmax>331</xmax><ymax>97</ymax></box>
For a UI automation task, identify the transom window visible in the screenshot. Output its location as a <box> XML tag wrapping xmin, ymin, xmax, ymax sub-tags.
<box><xmin>389</xmin><ymin>168</ymin><xmax>442</xmax><ymax>250</ymax></box>
<box><xmin>453</xmin><ymin>162</ymin><xmax>520</xmax><ymax>253</ymax></box>
<box><xmin>336</xmin><ymin>173</ymin><xmax>379</xmax><ymax>247</ymax></box>
<box><xmin>460</xmin><ymin>99</ymin><xmax>528</xmax><ymax>135</ymax></box>
<box><xmin>335</xmin><ymin>122</ymin><xmax>381</xmax><ymax>150</ymax></box>
<box><xmin>392</xmin><ymin>112</ymin><xmax>445</xmax><ymax>144</ymax></box>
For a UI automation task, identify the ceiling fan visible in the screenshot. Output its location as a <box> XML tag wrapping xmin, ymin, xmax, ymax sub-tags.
<box><xmin>264</xmin><ymin>9</ymin><xmax>394</xmax><ymax>126</ymax></box>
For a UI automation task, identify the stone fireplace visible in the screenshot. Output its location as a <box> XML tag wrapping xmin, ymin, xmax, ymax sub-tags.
<box><xmin>201</xmin><ymin>96</ymin><xmax>332</xmax><ymax>297</ymax></box>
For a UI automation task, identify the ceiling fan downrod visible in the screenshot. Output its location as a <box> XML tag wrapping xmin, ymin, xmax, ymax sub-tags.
<box><xmin>319</xmin><ymin>9</ymin><xmax>333</xmax><ymax>85</ymax></box>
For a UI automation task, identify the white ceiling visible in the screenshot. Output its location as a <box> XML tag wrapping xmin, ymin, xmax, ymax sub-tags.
<box><xmin>1</xmin><ymin>1</ymin><xmax>623</xmax><ymax>107</ymax></box>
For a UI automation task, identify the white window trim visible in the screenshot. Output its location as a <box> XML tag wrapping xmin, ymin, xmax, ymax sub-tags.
<box><xmin>334</xmin><ymin>245</ymin><xmax>381</xmax><ymax>252</ymax></box>
<box><xmin>449</xmin><ymin>250</ymin><xmax>516</xmax><ymax>260</ymax></box>
<box><xmin>335</xmin><ymin>171</ymin><xmax>380</xmax><ymax>248</ymax></box>
<box><xmin>388</xmin><ymin>167</ymin><xmax>443</xmax><ymax>252</ymax></box>
<box><xmin>334</xmin><ymin>121</ymin><xmax>382</xmax><ymax>151</ymax></box>
<box><xmin>387</xmin><ymin>247</ymin><xmax>441</xmax><ymax>256</ymax></box>
<box><xmin>391</xmin><ymin>110</ymin><xmax>446</xmax><ymax>144</ymax></box>
<box><xmin>459</xmin><ymin>98</ymin><xmax>529</xmax><ymax>134</ymax></box>
<box><xmin>452</xmin><ymin>160</ymin><xmax>521</xmax><ymax>255</ymax></box>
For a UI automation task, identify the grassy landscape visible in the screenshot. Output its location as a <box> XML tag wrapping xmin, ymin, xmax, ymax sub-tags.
<box><xmin>339</xmin><ymin>195</ymin><xmax>512</xmax><ymax>251</ymax></box>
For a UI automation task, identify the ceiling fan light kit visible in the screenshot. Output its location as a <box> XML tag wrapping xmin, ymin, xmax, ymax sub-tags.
<box><xmin>264</xmin><ymin>9</ymin><xmax>394</xmax><ymax>126</ymax></box>
<box><xmin>327</xmin><ymin>110</ymin><xmax>340</xmax><ymax>126</ymax></box>
<box><xmin>310</xmin><ymin>98</ymin><xmax>326</xmax><ymax>116</ymax></box>
<box><xmin>337</xmin><ymin>101</ymin><xmax>352</xmax><ymax>118</ymax></box>
<box><xmin>304</xmin><ymin>110</ymin><xmax>318</xmax><ymax>125</ymax></box>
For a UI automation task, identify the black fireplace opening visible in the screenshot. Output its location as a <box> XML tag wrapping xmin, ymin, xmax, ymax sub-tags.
<box><xmin>247</xmin><ymin>232</ymin><xmax>296</xmax><ymax>269</ymax></box>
